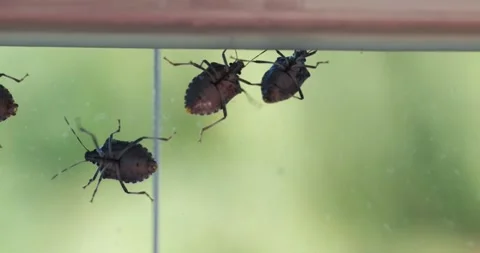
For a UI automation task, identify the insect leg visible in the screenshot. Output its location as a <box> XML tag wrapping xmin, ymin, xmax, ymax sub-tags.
<box><xmin>116</xmin><ymin>131</ymin><xmax>176</xmax><ymax>158</ymax></box>
<box><xmin>285</xmin><ymin>73</ymin><xmax>304</xmax><ymax>100</ymax></box>
<box><xmin>116</xmin><ymin>166</ymin><xmax>154</xmax><ymax>201</ymax></box>
<box><xmin>221</xmin><ymin>49</ymin><xmax>229</xmax><ymax>65</ymax></box>
<box><xmin>119</xmin><ymin>180</ymin><xmax>154</xmax><ymax>202</ymax></box>
<box><xmin>305</xmin><ymin>61</ymin><xmax>329</xmax><ymax>69</ymax></box>
<box><xmin>238</xmin><ymin>86</ymin><xmax>262</xmax><ymax>109</ymax></box>
<box><xmin>198</xmin><ymin>105</ymin><xmax>227</xmax><ymax>143</ymax></box>
<box><xmin>90</xmin><ymin>169</ymin><xmax>105</xmax><ymax>203</ymax></box>
<box><xmin>229</xmin><ymin>57</ymin><xmax>276</xmax><ymax>65</ymax></box>
<box><xmin>108</xmin><ymin>119</ymin><xmax>121</xmax><ymax>155</ymax></box>
<box><xmin>238</xmin><ymin>78</ymin><xmax>263</xmax><ymax>107</ymax></box>
<box><xmin>75</xmin><ymin>118</ymin><xmax>104</xmax><ymax>156</ymax></box>
<box><xmin>0</xmin><ymin>73</ymin><xmax>29</xmax><ymax>83</ymax></box>
<box><xmin>239</xmin><ymin>77</ymin><xmax>261</xmax><ymax>86</ymax></box>
<box><xmin>163</xmin><ymin>58</ymin><xmax>217</xmax><ymax>79</ymax></box>
<box><xmin>229</xmin><ymin>56</ymin><xmax>286</xmax><ymax>70</ymax></box>
<box><xmin>82</xmin><ymin>167</ymin><xmax>101</xmax><ymax>189</ymax></box>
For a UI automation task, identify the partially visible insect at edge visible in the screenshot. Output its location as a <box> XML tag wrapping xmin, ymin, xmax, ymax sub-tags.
<box><xmin>0</xmin><ymin>72</ymin><xmax>29</xmax><ymax>148</ymax></box>
<box><xmin>51</xmin><ymin>117</ymin><xmax>176</xmax><ymax>203</ymax></box>
<box><xmin>163</xmin><ymin>49</ymin><xmax>266</xmax><ymax>143</ymax></box>
<box><xmin>232</xmin><ymin>50</ymin><xmax>329</xmax><ymax>103</ymax></box>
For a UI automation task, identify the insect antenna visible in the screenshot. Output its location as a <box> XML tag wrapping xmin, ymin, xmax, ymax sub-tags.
<box><xmin>244</xmin><ymin>49</ymin><xmax>268</xmax><ymax>67</ymax></box>
<box><xmin>306</xmin><ymin>50</ymin><xmax>317</xmax><ymax>57</ymax></box>
<box><xmin>51</xmin><ymin>160</ymin><xmax>88</xmax><ymax>180</ymax></box>
<box><xmin>64</xmin><ymin>116</ymin><xmax>89</xmax><ymax>151</ymax></box>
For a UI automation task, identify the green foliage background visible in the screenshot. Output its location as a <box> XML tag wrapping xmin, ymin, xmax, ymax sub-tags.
<box><xmin>0</xmin><ymin>47</ymin><xmax>480</xmax><ymax>253</ymax></box>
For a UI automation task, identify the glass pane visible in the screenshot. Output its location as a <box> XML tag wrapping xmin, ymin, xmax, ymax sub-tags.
<box><xmin>0</xmin><ymin>47</ymin><xmax>156</xmax><ymax>253</ymax></box>
<box><xmin>160</xmin><ymin>50</ymin><xmax>480</xmax><ymax>253</ymax></box>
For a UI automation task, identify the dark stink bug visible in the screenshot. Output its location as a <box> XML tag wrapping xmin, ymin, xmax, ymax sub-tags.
<box><xmin>51</xmin><ymin>117</ymin><xmax>175</xmax><ymax>203</ymax></box>
<box><xmin>163</xmin><ymin>49</ymin><xmax>265</xmax><ymax>142</ymax></box>
<box><xmin>233</xmin><ymin>50</ymin><xmax>328</xmax><ymax>103</ymax></box>
<box><xmin>0</xmin><ymin>73</ymin><xmax>29</xmax><ymax>122</ymax></box>
<box><xmin>0</xmin><ymin>72</ymin><xmax>29</xmax><ymax>148</ymax></box>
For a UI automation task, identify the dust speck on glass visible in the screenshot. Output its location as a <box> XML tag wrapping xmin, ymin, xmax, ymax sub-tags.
<box><xmin>1</xmin><ymin>47</ymin><xmax>480</xmax><ymax>253</ymax></box>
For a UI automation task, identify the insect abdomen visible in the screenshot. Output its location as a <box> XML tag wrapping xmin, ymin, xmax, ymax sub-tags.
<box><xmin>117</xmin><ymin>145</ymin><xmax>157</xmax><ymax>183</ymax></box>
<box><xmin>184</xmin><ymin>74</ymin><xmax>223</xmax><ymax>115</ymax></box>
<box><xmin>260</xmin><ymin>68</ymin><xmax>297</xmax><ymax>103</ymax></box>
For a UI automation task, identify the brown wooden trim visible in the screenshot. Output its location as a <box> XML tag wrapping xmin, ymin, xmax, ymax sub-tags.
<box><xmin>2</xmin><ymin>0</ymin><xmax>480</xmax><ymax>49</ymax></box>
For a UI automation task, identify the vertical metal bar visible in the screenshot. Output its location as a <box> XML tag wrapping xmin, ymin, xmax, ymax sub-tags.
<box><xmin>152</xmin><ymin>48</ymin><xmax>161</xmax><ymax>253</ymax></box>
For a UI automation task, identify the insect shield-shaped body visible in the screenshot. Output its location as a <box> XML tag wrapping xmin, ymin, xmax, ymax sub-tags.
<box><xmin>0</xmin><ymin>73</ymin><xmax>29</xmax><ymax>148</ymax></box>
<box><xmin>0</xmin><ymin>73</ymin><xmax>28</xmax><ymax>122</ymax></box>
<box><xmin>235</xmin><ymin>50</ymin><xmax>328</xmax><ymax>103</ymax></box>
<box><xmin>163</xmin><ymin>49</ymin><xmax>265</xmax><ymax>142</ymax></box>
<box><xmin>51</xmin><ymin>117</ymin><xmax>175</xmax><ymax>203</ymax></box>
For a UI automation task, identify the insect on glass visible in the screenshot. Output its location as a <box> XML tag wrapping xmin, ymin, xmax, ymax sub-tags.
<box><xmin>51</xmin><ymin>117</ymin><xmax>175</xmax><ymax>203</ymax></box>
<box><xmin>0</xmin><ymin>73</ymin><xmax>29</xmax><ymax>123</ymax></box>
<box><xmin>163</xmin><ymin>49</ymin><xmax>265</xmax><ymax>142</ymax></box>
<box><xmin>233</xmin><ymin>50</ymin><xmax>328</xmax><ymax>103</ymax></box>
<box><xmin>0</xmin><ymin>72</ymin><xmax>29</xmax><ymax>148</ymax></box>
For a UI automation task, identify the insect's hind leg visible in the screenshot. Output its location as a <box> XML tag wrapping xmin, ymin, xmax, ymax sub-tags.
<box><xmin>285</xmin><ymin>72</ymin><xmax>304</xmax><ymax>100</ymax></box>
<box><xmin>116</xmin><ymin>164</ymin><xmax>153</xmax><ymax>202</ymax></box>
<box><xmin>0</xmin><ymin>73</ymin><xmax>29</xmax><ymax>83</ymax></box>
<box><xmin>118</xmin><ymin>180</ymin><xmax>154</xmax><ymax>202</ymax></box>
<box><xmin>198</xmin><ymin>105</ymin><xmax>227</xmax><ymax>143</ymax></box>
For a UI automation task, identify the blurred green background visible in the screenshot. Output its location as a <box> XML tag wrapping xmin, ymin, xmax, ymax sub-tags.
<box><xmin>1</xmin><ymin>48</ymin><xmax>480</xmax><ymax>253</ymax></box>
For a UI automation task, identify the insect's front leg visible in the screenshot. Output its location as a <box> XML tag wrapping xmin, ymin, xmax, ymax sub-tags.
<box><xmin>115</xmin><ymin>131</ymin><xmax>176</xmax><ymax>158</ymax></box>
<box><xmin>75</xmin><ymin>118</ymin><xmax>104</xmax><ymax>156</ymax></box>
<box><xmin>163</xmin><ymin>57</ymin><xmax>217</xmax><ymax>80</ymax></box>
<box><xmin>108</xmin><ymin>119</ymin><xmax>121</xmax><ymax>155</ymax></box>
<box><xmin>82</xmin><ymin>167</ymin><xmax>101</xmax><ymax>189</ymax></box>
<box><xmin>89</xmin><ymin>168</ymin><xmax>105</xmax><ymax>203</ymax></box>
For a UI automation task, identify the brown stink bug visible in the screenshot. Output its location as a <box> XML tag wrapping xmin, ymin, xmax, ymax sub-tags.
<box><xmin>0</xmin><ymin>73</ymin><xmax>28</xmax><ymax>122</ymax></box>
<box><xmin>163</xmin><ymin>49</ymin><xmax>265</xmax><ymax>142</ymax></box>
<box><xmin>51</xmin><ymin>117</ymin><xmax>176</xmax><ymax>203</ymax></box>
<box><xmin>0</xmin><ymin>72</ymin><xmax>29</xmax><ymax>148</ymax></box>
<box><xmin>233</xmin><ymin>50</ymin><xmax>328</xmax><ymax>103</ymax></box>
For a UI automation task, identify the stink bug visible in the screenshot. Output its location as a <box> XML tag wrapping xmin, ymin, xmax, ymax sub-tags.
<box><xmin>233</xmin><ymin>50</ymin><xmax>328</xmax><ymax>103</ymax></box>
<box><xmin>163</xmin><ymin>49</ymin><xmax>265</xmax><ymax>142</ymax></box>
<box><xmin>0</xmin><ymin>72</ymin><xmax>29</xmax><ymax>148</ymax></box>
<box><xmin>51</xmin><ymin>117</ymin><xmax>175</xmax><ymax>203</ymax></box>
<box><xmin>0</xmin><ymin>73</ymin><xmax>28</xmax><ymax>122</ymax></box>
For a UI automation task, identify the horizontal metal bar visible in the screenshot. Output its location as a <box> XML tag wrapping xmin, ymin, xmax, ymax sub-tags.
<box><xmin>2</xmin><ymin>0</ymin><xmax>480</xmax><ymax>50</ymax></box>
